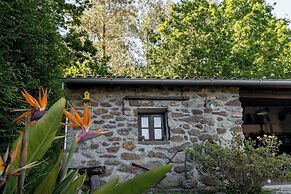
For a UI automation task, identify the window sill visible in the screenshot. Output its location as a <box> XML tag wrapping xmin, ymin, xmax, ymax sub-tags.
<box><xmin>137</xmin><ymin>141</ymin><xmax>170</xmax><ymax>145</ymax></box>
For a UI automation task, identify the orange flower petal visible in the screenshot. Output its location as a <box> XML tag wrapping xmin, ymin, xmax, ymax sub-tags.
<box><xmin>39</xmin><ymin>88</ymin><xmax>48</xmax><ymax>110</ymax></box>
<box><xmin>22</xmin><ymin>90</ymin><xmax>40</xmax><ymax>108</ymax></box>
<box><xmin>83</xmin><ymin>103</ymin><xmax>89</xmax><ymax>126</ymax></box>
<box><xmin>0</xmin><ymin>156</ymin><xmax>4</xmax><ymax>174</ymax></box>
<box><xmin>13</xmin><ymin>110</ymin><xmax>33</xmax><ymax>122</ymax></box>
<box><xmin>64</xmin><ymin>110</ymin><xmax>82</xmax><ymax>126</ymax></box>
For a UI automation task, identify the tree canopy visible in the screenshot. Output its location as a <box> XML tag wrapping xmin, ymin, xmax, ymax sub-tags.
<box><xmin>138</xmin><ymin>0</ymin><xmax>291</xmax><ymax>78</ymax></box>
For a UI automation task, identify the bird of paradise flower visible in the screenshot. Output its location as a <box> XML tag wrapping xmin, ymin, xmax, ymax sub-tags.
<box><xmin>0</xmin><ymin>135</ymin><xmax>38</xmax><ymax>189</ymax></box>
<box><xmin>64</xmin><ymin>102</ymin><xmax>110</xmax><ymax>143</ymax></box>
<box><xmin>14</xmin><ymin>88</ymin><xmax>48</xmax><ymax>122</ymax></box>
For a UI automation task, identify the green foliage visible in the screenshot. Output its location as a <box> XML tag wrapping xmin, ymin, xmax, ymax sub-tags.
<box><xmin>141</xmin><ymin>0</ymin><xmax>291</xmax><ymax>79</ymax></box>
<box><xmin>0</xmin><ymin>0</ymin><xmax>70</xmax><ymax>152</ymax></box>
<box><xmin>53</xmin><ymin>170</ymin><xmax>79</xmax><ymax>194</ymax></box>
<box><xmin>93</xmin><ymin>164</ymin><xmax>173</xmax><ymax>194</ymax></box>
<box><xmin>3</xmin><ymin>98</ymin><xmax>66</xmax><ymax>193</ymax></box>
<box><xmin>63</xmin><ymin>29</ymin><xmax>111</xmax><ymax>77</ymax></box>
<box><xmin>33</xmin><ymin>153</ymin><xmax>63</xmax><ymax>194</ymax></box>
<box><xmin>188</xmin><ymin>133</ymin><xmax>291</xmax><ymax>194</ymax></box>
<box><xmin>76</xmin><ymin>0</ymin><xmax>137</xmax><ymax>74</ymax></box>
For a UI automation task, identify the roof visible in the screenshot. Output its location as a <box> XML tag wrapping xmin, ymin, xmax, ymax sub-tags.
<box><xmin>64</xmin><ymin>77</ymin><xmax>291</xmax><ymax>89</ymax></box>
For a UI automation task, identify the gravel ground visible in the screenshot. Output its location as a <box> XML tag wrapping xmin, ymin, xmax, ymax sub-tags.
<box><xmin>263</xmin><ymin>184</ymin><xmax>291</xmax><ymax>194</ymax></box>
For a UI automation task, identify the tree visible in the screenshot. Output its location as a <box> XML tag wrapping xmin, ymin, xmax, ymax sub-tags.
<box><xmin>78</xmin><ymin>0</ymin><xmax>137</xmax><ymax>74</ymax></box>
<box><xmin>63</xmin><ymin>29</ymin><xmax>111</xmax><ymax>77</ymax></box>
<box><xmin>0</xmin><ymin>0</ymin><xmax>86</xmax><ymax>151</ymax></box>
<box><xmin>143</xmin><ymin>0</ymin><xmax>291</xmax><ymax>78</ymax></box>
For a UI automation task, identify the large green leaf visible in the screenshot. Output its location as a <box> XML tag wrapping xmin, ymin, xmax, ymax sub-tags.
<box><xmin>26</xmin><ymin>98</ymin><xmax>66</xmax><ymax>163</ymax></box>
<box><xmin>53</xmin><ymin>170</ymin><xmax>78</xmax><ymax>194</ymax></box>
<box><xmin>60</xmin><ymin>135</ymin><xmax>78</xmax><ymax>181</ymax></box>
<box><xmin>3</xmin><ymin>98</ymin><xmax>66</xmax><ymax>194</ymax></box>
<box><xmin>33</xmin><ymin>152</ymin><xmax>63</xmax><ymax>194</ymax></box>
<box><xmin>62</xmin><ymin>173</ymin><xmax>86</xmax><ymax>194</ymax></box>
<box><xmin>93</xmin><ymin>164</ymin><xmax>173</xmax><ymax>194</ymax></box>
<box><xmin>93</xmin><ymin>178</ymin><xmax>119</xmax><ymax>194</ymax></box>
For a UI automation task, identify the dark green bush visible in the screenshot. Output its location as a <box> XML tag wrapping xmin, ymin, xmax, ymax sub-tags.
<box><xmin>188</xmin><ymin>133</ymin><xmax>291</xmax><ymax>194</ymax></box>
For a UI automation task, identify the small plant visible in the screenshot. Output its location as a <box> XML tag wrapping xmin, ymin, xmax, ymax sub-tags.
<box><xmin>188</xmin><ymin>132</ymin><xmax>291</xmax><ymax>194</ymax></box>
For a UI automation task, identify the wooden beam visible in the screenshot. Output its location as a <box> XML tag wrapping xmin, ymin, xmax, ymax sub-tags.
<box><xmin>124</xmin><ymin>96</ymin><xmax>190</xmax><ymax>101</ymax></box>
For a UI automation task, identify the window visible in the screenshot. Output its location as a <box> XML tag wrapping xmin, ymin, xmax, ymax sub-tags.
<box><xmin>138</xmin><ymin>111</ymin><xmax>168</xmax><ymax>141</ymax></box>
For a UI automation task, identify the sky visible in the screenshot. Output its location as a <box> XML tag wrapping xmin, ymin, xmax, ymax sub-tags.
<box><xmin>266</xmin><ymin>0</ymin><xmax>291</xmax><ymax>20</ymax></box>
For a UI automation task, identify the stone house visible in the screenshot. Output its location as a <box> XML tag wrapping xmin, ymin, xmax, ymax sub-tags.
<box><xmin>64</xmin><ymin>77</ymin><xmax>291</xmax><ymax>192</ymax></box>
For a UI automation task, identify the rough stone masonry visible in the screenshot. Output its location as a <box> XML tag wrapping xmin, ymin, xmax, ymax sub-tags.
<box><xmin>66</xmin><ymin>86</ymin><xmax>243</xmax><ymax>192</ymax></box>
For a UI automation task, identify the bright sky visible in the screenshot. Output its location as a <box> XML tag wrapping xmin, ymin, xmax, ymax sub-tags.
<box><xmin>266</xmin><ymin>0</ymin><xmax>291</xmax><ymax>20</ymax></box>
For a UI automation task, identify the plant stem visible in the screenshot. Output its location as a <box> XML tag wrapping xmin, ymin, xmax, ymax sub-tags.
<box><xmin>16</xmin><ymin>116</ymin><xmax>30</xmax><ymax>194</ymax></box>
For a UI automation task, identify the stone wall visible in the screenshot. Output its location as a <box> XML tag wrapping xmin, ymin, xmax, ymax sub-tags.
<box><xmin>66</xmin><ymin>86</ymin><xmax>243</xmax><ymax>192</ymax></box>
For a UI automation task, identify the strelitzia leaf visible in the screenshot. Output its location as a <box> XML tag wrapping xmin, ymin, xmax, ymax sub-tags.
<box><xmin>3</xmin><ymin>98</ymin><xmax>66</xmax><ymax>194</ymax></box>
<box><xmin>53</xmin><ymin>170</ymin><xmax>79</xmax><ymax>194</ymax></box>
<box><xmin>33</xmin><ymin>152</ymin><xmax>63</xmax><ymax>194</ymax></box>
<box><xmin>26</xmin><ymin>98</ymin><xmax>66</xmax><ymax>164</ymax></box>
<box><xmin>93</xmin><ymin>164</ymin><xmax>173</xmax><ymax>194</ymax></box>
<box><xmin>62</xmin><ymin>173</ymin><xmax>86</xmax><ymax>194</ymax></box>
<box><xmin>60</xmin><ymin>135</ymin><xmax>78</xmax><ymax>181</ymax></box>
<box><xmin>93</xmin><ymin>178</ymin><xmax>119</xmax><ymax>194</ymax></box>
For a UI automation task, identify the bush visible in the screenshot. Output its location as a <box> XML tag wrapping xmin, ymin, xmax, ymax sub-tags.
<box><xmin>188</xmin><ymin>133</ymin><xmax>291</xmax><ymax>194</ymax></box>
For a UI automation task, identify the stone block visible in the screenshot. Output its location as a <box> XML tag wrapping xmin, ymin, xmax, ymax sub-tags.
<box><xmin>104</xmin><ymin>159</ymin><xmax>121</xmax><ymax>166</ymax></box>
<box><xmin>147</xmin><ymin>151</ymin><xmax>167</xmax><ymax>158</ymax></box>
<box><xmin>188</xmin><ymin>129</ymin><xmax>202</xmax><ymax>136</ymax></box>
<box><xmin>110</xmin><ymin>111</ymin><xmax>121</xmax><ymax>116</ymax></box>
<box><xmin>100</xmin><ymin>154</ymin><xmax>116</xmax><ymax>158</ymax></box>
<box><xmin>121</xmin><ymin>152</ymin><xmax>140</xmax><ymax>160</ymax></box>
<box><xmin>182</xmin><ymin>179</ymin><xmax>197</xmax><ymax>189</ymax></box>
<box><xmin>212</xmin><ymin>111</ymin><xmax>228</xmax><ymax>117</ymax></box>
<box><xmin>102</xmin><ymin>124</ymin><xmax>116</xmax><ymax>129</ymax></box>
<box><xmin>100</xmin><ymin>102</ymin><xmax>112</xmax><ymax>107</ymax></box>
<box><xmin>171</xmin><ymin>112</ymin><xmax>189</xmax><ymax>118</ymax></box>
<box><xmin>117</xmin><ymin>164</ymin><xmax>142</xmax><ymax>174</ymax></box>
<box><xmin>225</xmin><ymin>99</ymin><xmax>241</xmax><ymax>106</ymax></box>
<box><xmin>101</xmin><ymin>114</ymin><xmax>114</xmax><ymax>119</ymax></box>
<box><xmin>180</xmin><ymin>116</ymin><xmax>201</xmax><ymax>123</ymax></box>
<box><xmin>107</xmin><ymin>137</ymin><xmax>121</xmax><ymax>141</ymax></box>
<box><xmin>171</xmin><ymin>135</ymin><xmax>184</xmax><ymax>142</ymax></box>
<box><xmin>106</xmin><ymin>146</ymin><xmax>120</xmax><ymax>153</ymax></box>
<box><xmin>195</xmin><ymin>124</ymin><xmax>203</xmax><ymax>129</ymax></box>
<box><xmin>122</xmin><ymin>141</ymin><xmax>136</xmax><ymax>151</ymax></box>
<box><xmin>190</xmin><ymin>137</ymin><xmax>199</xmax><ymax>144</ymax></box>
<box><xmin>174</xmin><ymin>165</ymin><xmax>192</xmax><ymax>173</ymax></box>
<box><xmin>170</xmin><ymin>128</ymin><xmax>186</xmax><ymax>134</ymax></box>
<box><xmin>191</xmin><ymin>109</ymin><xmax>203</xmax><ymax>115</ymax></box>
<box><xmin>118</xmin><ymin>128</ymin><xmax>130</xmax><ymax>136</ymax></box>
<box><xmin>116</xmin><ymin>116</ymin><xmax>126</xmax><ymax>121</ymax></box>
<box><xmin>93</xmin><ymin>108</ymin><xmax>108</xmax><ymax>115</ymax></box>
<box><xmin>90</xmin><ymin>144</ymin><xmax>99</xmax><ymax>149</ymax></box>
<box><xmin>169</xmin><ymin>142</ymin><xmax>191</xmax><ymax>153</ymax></box>
<box><xmin>216</xmin><ymin>128</ymin><xmax>227</xmax><ymax>134</ymax></box>
<box><xmin>93</xmin><ymin>120</ymin><xmax>105</xmax><ymax>124</ymax></box>
<box><xmin>182</xmin><ymin>124</ymin><xmax>190</xmax><ymax>129</ymax></box>
<box><xmin>87</xmin><ymin>160</ymin><xmax>101</xmax><ymax>167</ymax></box>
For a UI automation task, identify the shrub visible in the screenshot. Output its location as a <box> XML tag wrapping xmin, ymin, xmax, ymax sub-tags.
<box><xmin>188</xmin><ymin>133</ymin><xmax>291</xmax><ymax>194</ymax></box>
